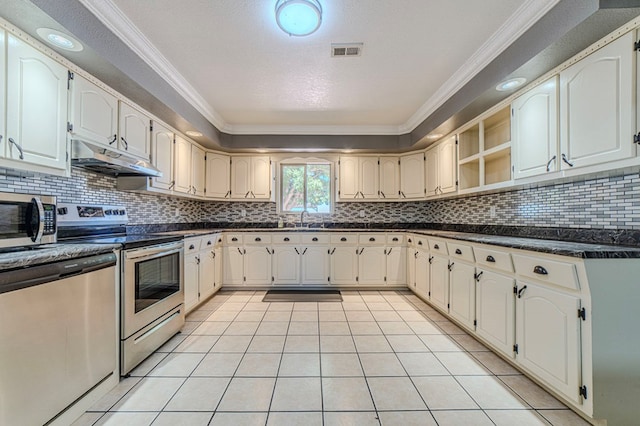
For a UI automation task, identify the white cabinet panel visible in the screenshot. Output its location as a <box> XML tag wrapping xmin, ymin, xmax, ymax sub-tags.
<box><xmin>118</xmin><ymin>102</ymin><xmax>150</xmax><ymax>160</ymax></box>
<box><xmin>449</xmin><ymin>261</ymin><xmax>476</xmax><ymax>331</ymax></box>
<box><xmin>191</xmin><ymin>144</ymin><xmax>206</xmax><ymax>197</ymax></box>
<box><xmin>231</xmin><ymin>156</ymin><xmax>271</xmax><ymax>199</ymax></box>
<box><xmin>338</xmin><ymin>156</ymin><xmax>379</xmax><ymax>200</ymax></box>
<box><xmin>231</xmin><ymin>156</ymin><xmax>251</xmax><ymax>198</ymax></box>
<box><xmin>400</xmin><ymin>152</ymin><xmax>425</xmax><ymax>199</ymax></box>
<box><xmin>184</xmin><ymin>253</ymin><xmax>200</xmax><ymax>312</ymax></box>
<box><xmin>386</xmin><ymin>246</ymin><xmax>406</xmax><ymax>285</ymax></box>
<box><xmin>174</xmin><ymin>135</ymin><xmax>192</xmax><ymax>194</ymax></box>
<box><xmin>560</xmin><ymin>32</ymin><xmax>635</xmax><ymax>169</ymax></box>
<box><xmin>199</xmin><ymin>248</ymin><xmax>216</xmax><ymax>300</ymax></box>
<box><xmin>379</xmin><ymin>157</ymin><xmax>400</xmax><ymax>199</ymax></box>
<box><xmin>415</xmin><ymin>249</ymin><xmax>430</xmax><ymax>299</ymax></box>
<box><xmin>424</xmin><ymin>148</ymin><xmax>439</xmax><ymax>198</ymax></box>
<box><xmin>438</xmin><ymin>136</ymin><xmax>457</xmax><ymax>194</ymax></box>
<box><xmin>339</xmin><ymin>156</ymin><xmax>359</xmax><ymax>199</ymax></box>
<box><xmin>6</xmin><ymin>35</ymin><xmax>68</xmax><ymax>171</ymax></box>
<box><xmin>408</xmin><ymin>249</ymin><xmax>417</xmax><ymax>292</ymax></box>
<box><xmin>516</xmin><ymin>281</ymin><xmax>582</xmax><ymax>404</ymax></box>
<box><xmin>429</xmin><ymin>254</ymin><xmax>449</xmax><ymax>311</ymax></box>
<box><xmin>206</xmin><ymin>152</ymin><xmax>231</xmax><ymax>198</ymax></box>
<box><xmin>245</xmin><ymin>246</ymin><xmax>272</xmax><ymax>285</ymax></box>
<box><xmin>330</xmin><ymin>246</ymin><xmax>358</xmax><ymax>285</ymax></box>
<box><xmin>150</xmin><ymin>122</ymin><xmax>174</xmax><ymax>191</ymax></box>
<box><xmin>251</xmin><ymin>156</ymin><xmax>271</xmax><ymax>199</ymax></box>
<box><xmin>512</xmin><ymin>76</ymin><xmax>559</xmax><ymax>179</ymax></box>
<box><xmin>273</xmin><ymin>246</ymin><xmax>300</xmax><ymax>285</ymax></box>
<box><xmin>69</xmin><ymin>73</ymin><xmax>118</xmax><ymax>147</ymax></box>
<box><xmin>358</xmin><ymin>246</ymin><xmax>386</xmax><ymax>285</ymax></box>
<box><xmin>301</xmin><ymin>246</ymin><xmax>330</xmax><ymax>285</ymax></box>
<box><xmin>223</xmin><ymin>246</ymin><xmax>244</xmax><ymax>285</ymax></box>
<box><xmin>476</xmin><ymin>269</ymin><xmax>515</xmax><ymax>357</ymax></box>
<box><xmin>359</xmin><ymin>157</ymin><xmax>379</xmax><ymax>199</ymax></box>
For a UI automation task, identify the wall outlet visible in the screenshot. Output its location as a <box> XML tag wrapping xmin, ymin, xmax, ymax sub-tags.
<box><xmin>359</xmin><ymin>209</ymin><xmax>365</xmax><ymax>218</ymax></box>
<box><xmin>490</xmin><ymin>206</ymin><xmax>496</xmax><ymax>218</ymax></box>
<box><xmin>241</xmin><ymin>209</ymin><xmax>247</xmax><ymax>217</ymax></box>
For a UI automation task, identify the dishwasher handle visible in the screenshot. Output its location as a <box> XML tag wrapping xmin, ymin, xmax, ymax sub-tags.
<box><xmin>0</xmin><ymin>252</ymin><xmax>117</xmax><ymax>295</ymax></box>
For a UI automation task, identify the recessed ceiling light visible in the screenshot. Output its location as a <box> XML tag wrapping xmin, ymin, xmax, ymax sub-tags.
<box><xmin>496</xmin><ymin>77</ymin><xmax>526</xmax><ymax>92</ymax></box>
<box><xmin>185</xmin><ymin>130</ymin><xmax>203</xmax><ymax>137</ymax></box>
<box><xmin>275</xmin><ymin>0</ymin><xmax>322</xmax><ymax>37</ymax></box>
<box><xmin>426</xmin><ymin>133</ymin><xmax>443</xmax><ymax>140</ymax></box>
<box><xmin>36</xmin><ymin>28</ymin><xmax>83</xmax><ymax>52</ymax></box>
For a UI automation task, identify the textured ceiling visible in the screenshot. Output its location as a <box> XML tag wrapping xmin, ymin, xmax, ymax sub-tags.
<box><xmin>100</xmin><ymin>0</ymin><xmax>530</xmax><ymax>134</ymax></box>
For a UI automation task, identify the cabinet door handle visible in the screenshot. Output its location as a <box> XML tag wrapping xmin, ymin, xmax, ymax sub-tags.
<box><xmin>330</xmin><ymin>248</ymin><xmax>336</xmax><ymax>255</ymax></box>
<box><xmin>387</xmin><ymin>247</ymin><xmax>393</xmax><ymax>256</ymax></box>
<box><xmin>407</xmin><ymin>238</ymin><xmax>412</xmax><ymax>243</ymax></box>
<box><xmin>486</xmin><ymin>255</ymin><xmax>496</xmax><ymax>263</ymax></box>
<box><xmin>284</xmin><ymin>237</ymin><xmax>290</xmax><ymax>242</ymax></box>
<box><xmin>517</xmin><ymin>285</ymin><xmax>528</xmax><ymax>298</ymax></box>
<box><xmin>353</xmin><ymin>192</ymin><xmax>358</xmax><ymax>199</ymax></box>
<box><xmin>433</xmin><ymin>244</ymin><xmax>439</xmax><ymax>250</ymax></box>
<box><xmin>266</xmin><ymin>247</ymin><xmax>271</xmax><ymax>254</ymax></box>
<box><xmin>207</xmin><ymin>241</ymin><xmax>212</xmax><ymax>245</ymax></box>
<box><xmin>428</xmin><ymin>256</ymin><xmax>433</xmax><ymax>264</ymax></box>
<box><xmin>369</xmin><ymin>237</ymin><xmax>376</xmax><ymax>242</ymax></box>
<box><xmin>121</xmin><ymin>136</ymin><xmax>128</xmax><ymax>150</ymax></box>
<box><xmin>418</xmin><ymin>241</ymin><xmax>423</xmax><ymax>246</ymax></box>
<box><xmin>359</xmin><ymin>248</ymin><xmax>365</xmax><ymax>255</ymax></box>
<box><xmin>168</xmin><ymin>181</ymin><xmax>175</xmax><ymax>189</ymax></box>
<box><xmin>455</xmin><ymin>248</ymin><xmax>462</xmax><ymax>255</ymax></box>
<box><xmin>533</xmin><ymin>265</ymin><xmax>548</xmax><ymax>275</ymax></box>
<box><xmin>189</xmin><ymin>244</ymin><xmax>195</xmax><ymax>250</ymax></box>
<box><xmin>232</xmin><ymin>237</ymin><xmax>238</xmax><ymax>242</ymax></box>
<box><xmin>245</xmin><ymin>191</ymin><xmax>250</xmax><ymax>198</ymax></box>
<box><xmin>380</xmin><ymin>191</ymin><xmax>386</xmax><ymax>198</ymax></box>
<box><xmin>312</xmin><ymin>237</ymin><xmax>318</xmax><ymax>242</ymax></box>
<box><xmin>474</xmin><ymin>271</ymin><xmax>483</xmax><ymax>282</ymax></box>
<box><xmin>546</xmin><ymin>155</ymin><xmax>557</xmax><ymax>172</ymax></box>
<box><xmin>340</xmin><ymin>237</ymin><xmax>347</xmax><ymax>242</ymax></box>
<box><xmin>196</xmin><ymin>256</ymin><xmax>200</xmax><ymax>265</ymax></box>
<box><xmin>109</xmin><ymin>134</ymin><xmax>117</xmax><ymax>145</ymax></box>
<box><xmin>392</xmin><ymin>237</ymin><xmax>399</xmax><ymax>242</ymax></box>
<box><xmin>302</xmin><ymin>248</ymin><xmax>307</xmax><ymax>255</ymax></box>
<box><xmin>561</xmin><ymin>153</ymin><xmax>574</xmax><ymax>167</ymax></box>
<box><xmin>448</xmin><ymin>262</ymin><xmax>454</xmax><ymax>271</ymax></box>
<box><xmin>237</xmin><ymin>247</ymin><xmax>243</xmax><ymax>255</ymax></box>
<box><xmin>400</xmin><ymin>191</ymin><xmax>406</xmax><ymax>198</ymax></box>
<box><xmin>255</xmin><ymin>237</ymin><xmax>262</xmax><ymax>242</ymax></box>
<box><xmin>295</xmin><ymin>248</ymin><xmax>300</xmax><ymax>255</ymax></box>
<box><xmin>224</xmin><ymin>190</ymin><xmax>231</xmax><ymax>198</ymax></box>
<box><xmin>8</xmin><ymin>138</ymin><xmax>24</xmax><ymax>160</ymax></box>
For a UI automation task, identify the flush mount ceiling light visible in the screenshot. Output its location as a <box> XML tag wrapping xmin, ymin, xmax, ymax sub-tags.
<box><xmin>275</xmin><ymin>0</ymin><xmax>322</xmax><ymax>37</ymax></box>
<box><xmin>496</xmin><ymin>77</ymin><xmax>526</xmax><ymax>92</ymax></box>
<box><xmin>36</xmin><ymin>28</ymin><xmax>83</xmax><ymax>52</ymax></box>
<box><xmin>185</xmin><ymin>130</ymin><xmax>203</xmax><ymax>137</ymax></box>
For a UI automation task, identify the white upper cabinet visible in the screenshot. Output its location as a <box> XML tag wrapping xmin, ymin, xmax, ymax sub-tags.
<box><xmin>150</xmin><ymin>121</ymin><xmax>174</xmax><ymax>191</ymax></box>
<box><xmin>425</xmin><ymin>136</ymin><xmax>457</xmax><ymax>197</ymax></box>
<box><xmin>512</xmin><ymin>76</ymin><xmax>559</xmax><ymax>179</ymax></box>
<box><xmin>205</xmin><ymin>152</ymin><xmax>231</xmax><ymax>199</ymax></box>
<box><xmin>173</xmin><ymin>135</ymin><xmax>192</xmax><ymax>194</ymax></box>
<box><xmin>338</xmin><ymin>156</ymin><xmax>379</xmax><ymax>200</ymax></box>
<box><xmin>5</xmin><ymin>34</ymin><xmax>68</xmax><ymax>172</ymax></box>
<box><xmin>560</xmin><ymin>31</ymin><xmax>635</xmax><ymax>170</ymax></box>
<box><xmin>400</xmin><ymin>152</ymin><xmax>425</xmax><ymax>199</ymax></box>
<box><xmin>191</xmin><ymin>144</ymin><xmax>206</xmax><ymax>197</ymax></box>
<box><xmin>231</xmin><ymin>156</ymin><xmax>271</xmax><ymax>200</ymax></box>
<box><xmin>379</xmin><ymin>157</ymin><xmax>400</xmax><ymax>199</ymax></box>
<box><xmin>69</xmin><ymin>73</ymin><xmax>118</xmax><ymax>147</ymax></box>
<box><xmin>118</xmin><ymin>102</ymin><xmax>151</xmax><ymax>160</ymax></box>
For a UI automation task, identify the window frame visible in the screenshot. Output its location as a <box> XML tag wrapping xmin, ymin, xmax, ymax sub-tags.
<box><xmin>277</xmin><ymin>159</ymin><xmax>334</xmax><ymax>215</ymax></box>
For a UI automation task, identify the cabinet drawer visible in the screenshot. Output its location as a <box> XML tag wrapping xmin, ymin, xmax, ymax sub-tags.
<box><xmin>224</xmin><ymin>234</ymin><xmax>243</xmax><ymax>245</ymax></box>
<box><xmin>330</xmin><ymin>234</ymin><xmax>357</xmax><ymax>244</ymax></box>
<box><xmin>428</xmin><ymin>238</ymin><xmax>449</xmax><ymax>255</ymax></box>
<box><xmin>245</xmin><ymin>234</ymin><xmax>272</xmax><ymax>244</ymax></box>
<box><xmin>447</xmin><ymin>242</ymin><xmax>474</xmax><ymax>262</ymax></box>
<box><xmin>200</xmin><ymin>234</ymin><xmax>217</xmax><ymax>249</ymax></box>
<box><xmin>386</xmin><ymin>234</ymin><xmax>404</xmax><ymax>245</ymax></box>
<box><xmin>272</xmin><ymin>233</ymin><xmax>300</xmax><ymax>244</ymax></box>
<box><xmin>301</xmin><ymin>234</ymin><xmax>329</xmax><ymax>244</ymax></box>
<box><xmin>185</xmin><ymin>238</ymin><xmax>201</xmax><ymax>253</ymax></box>
<box><xmin>358</xmin><ymin>233</ymin><xmax>383</xmax><ymax>244</ymax></box>
<box><xmin>413</xmin><ymin>235</ymin><xmax>428</xmax><ymax>249</ymax></box>
<box><xmin>512</xmin><ymin>253</ymin><xmax>580</xmax><ymax>290</ymax></box>
<box><xmin>474</xmin><ymin>245</ymin><xmax>513</xmax><ymax>273</ymax></box>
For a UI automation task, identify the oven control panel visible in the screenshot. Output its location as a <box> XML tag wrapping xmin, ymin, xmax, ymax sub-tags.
<box><xmin>57</xmin><ymin>203</ymin><xmax>128</xmax><ymax>226</ymax></box>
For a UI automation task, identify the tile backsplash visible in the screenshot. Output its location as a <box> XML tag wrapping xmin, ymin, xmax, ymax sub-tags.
<box><xmin>1</xmin><ymin>167</ymin><xmax>640</xmax><ymax>230</ymax></box>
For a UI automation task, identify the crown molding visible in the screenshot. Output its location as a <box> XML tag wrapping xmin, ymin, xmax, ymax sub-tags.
<box><xmin>79</xmin><ymin>0</ymin><xmax>227</xmax><ymax>130</ymax></box>
<box><xmin>80</xmin><ymin>0</ymin><xmax>558</xmax><ymax>137</ymax></box>
<box><xmin>400</xmin><ymin>0</ymin><xmax>561</xmax><ymax>134</ymax></box>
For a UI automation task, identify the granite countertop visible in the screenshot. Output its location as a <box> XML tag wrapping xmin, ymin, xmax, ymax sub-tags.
<box><xmin>0</xmin><ymin>243</ymin><xmax>121</xmax><ymax>271</ymax></box>
<box><xmin>151</xmin><ymin>227</ymin><xmax>640</xmax><ymax>259</ymax></box>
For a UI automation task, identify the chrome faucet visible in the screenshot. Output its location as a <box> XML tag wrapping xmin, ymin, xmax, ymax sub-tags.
<box><xmin>300</xmin><ymin>210</ymin><xmax>309</xmax><ymax>227</ymax></box>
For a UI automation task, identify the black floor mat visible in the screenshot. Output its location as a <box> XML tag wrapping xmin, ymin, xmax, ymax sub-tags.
<box><xmin>262</xmin><ymin>290</ymin><xmax>342</xmax><ymax>302</ymax></box>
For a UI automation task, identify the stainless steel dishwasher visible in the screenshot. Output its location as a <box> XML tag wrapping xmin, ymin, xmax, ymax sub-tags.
<box><xmin>0</xmin><ymin>252</ymin><xmax>118</xmax><ymax>426</ymax></box>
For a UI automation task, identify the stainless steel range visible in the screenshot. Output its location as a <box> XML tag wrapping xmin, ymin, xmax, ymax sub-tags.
<box><xmin>57</xmin><ymin>203</ymin><xmax>185</xmax><ymax>375</ymax></box>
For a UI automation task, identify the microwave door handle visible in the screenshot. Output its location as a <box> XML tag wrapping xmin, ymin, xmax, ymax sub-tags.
<box><xmin>31</xmin><ymin>197</ymin><xmax>45</xmax><ymax>243</ymax></box>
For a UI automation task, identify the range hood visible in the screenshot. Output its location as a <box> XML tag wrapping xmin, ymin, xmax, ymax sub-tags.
<box><xmin>71</xmin><ymin>140</ymin><xmax>162</xmax><ymax>177</ymax></box>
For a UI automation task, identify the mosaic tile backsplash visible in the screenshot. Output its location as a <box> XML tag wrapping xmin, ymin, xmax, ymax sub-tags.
<box><xmin>1</xmin><ymin>167</ymin><xmax>640</xmax><ymax>230</ymax></box>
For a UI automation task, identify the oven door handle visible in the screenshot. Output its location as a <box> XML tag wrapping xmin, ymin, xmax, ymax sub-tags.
<box><xmin>124</xmin><ymin>243</ymin><xmax>183</xmax><ymax>260</ymax></box>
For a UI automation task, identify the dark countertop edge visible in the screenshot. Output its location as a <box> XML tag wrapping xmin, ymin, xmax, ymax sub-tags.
<box><xmin>132</xmin><ymin>223</ymin><xmax>640</xmax><ymax>259</ymax></box>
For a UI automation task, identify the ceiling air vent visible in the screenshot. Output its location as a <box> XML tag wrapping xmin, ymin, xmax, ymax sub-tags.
<box><xmin>331</xmin><ymin>43</ymin><xmax>363</xmax><ymax>57</ymax></box>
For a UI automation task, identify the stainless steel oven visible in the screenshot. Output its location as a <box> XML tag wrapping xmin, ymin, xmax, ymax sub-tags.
<box><xmin>0</xmin><ymin>192</ymin><xmax>56</xmax><ymax>248</ymax></box>
<box><xmin>121</xmin><ymin>240</ymin><xmax>184</xmax><ymax>375</ymax></box>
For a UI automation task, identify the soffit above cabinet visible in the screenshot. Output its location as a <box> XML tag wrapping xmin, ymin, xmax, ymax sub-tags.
<box><xmin>4</xmin><ymin>0</ymin><xmax>640</xmax><ymax>152</ymax></box>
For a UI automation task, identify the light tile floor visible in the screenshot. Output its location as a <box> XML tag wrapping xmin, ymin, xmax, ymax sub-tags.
<box><xmin>76</xmin><ymin>290</ymin><xmax>590</xmax><ymax>426</ymax></box>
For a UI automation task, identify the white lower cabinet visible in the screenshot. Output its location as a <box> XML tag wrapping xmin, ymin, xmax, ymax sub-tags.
<box><xmin>448</xmin><ymin>260</ymin><xmax>476</xmax><ymax>331</ymax></box>
<box><xmin>429</xmin><ymin>254</ymin><xmax>449</xmax><ymax>311</ymax></box>
<box><xmin>414</xmin><ymin>248</ymin><xmax>430</xmax><ymax>299</ymax></box>
<box><xmin>385</xmin><ymin>246</ymin><xmax>406</xmax><ymax>285</ymax></box>
<box><xmin>272</xmin><ymin>245</ymin><xmax>300</xmax><ymax>285</ymax></box>
<box><xmin>475</xmin><ymin>269</ymin><xmax>515</xmax><ymax>357</ymax></box>
<box><xmin>358</xmin><ymin>246</ymin><xmax>386</xmax><ymax>285</ymax></box>
<box><xmin>223</xmin><ymin>246</ymin><xmax>244</xmax><ymax>285</ymax></box>
<box><xmin>184</xmin><ymin>253</ymin><xmax>200</xmax><ymax>312</ymax></box>
<box><xmin>301</xmin><ymin>246</ymin><xmax>330</xmax><ymax>285</ymax></box>
<box><xmin>407</xmin><ymin>248</ymin><xmax>417</xmax><ymax>291</ymax></box>
<box><xmin>184</xmin><ymin>235</ymin><xmax>222</xmax><ymax>312</ymax></box>
<box><xmin>515</xmin><ymin>280</ymin><xmax>582</xmax><ymax>404</ymax></box>
<box><xmin>199</xmin><ymin>248</ymin><xmax>216</xmax><ymax>301</ymax></box>
<box><xmin>330</xmin><ymin>246</ymin><xmax>358</xmax><ymax>285</ymax></box>
<box><xmin>244</xmin><ymin>246</ymin><xmax>272</xmax><ymax>285</ymax></box>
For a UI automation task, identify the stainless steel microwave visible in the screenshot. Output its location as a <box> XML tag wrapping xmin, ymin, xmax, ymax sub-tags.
<box><xmin>0</xmin><ymin>192</ymin><xmax>56</xmax><ymax>248</ymax></box>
